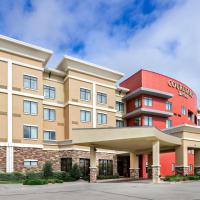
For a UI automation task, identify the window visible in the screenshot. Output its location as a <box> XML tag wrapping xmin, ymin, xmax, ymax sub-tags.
<box><xmin>198</xmin><ymin>119</ymin><xmax>200</xmax><ymax>126</ymax></box>
<box><xmin>116</xmin><ymin>120</ymin><xmax>124</xmax><ymax>128</ymax></box>
<box><xmin>116</xmin><ymin>101</ymin><xmax>124</xmax><ymax>112</ymax></box>
<box><xmin>79</xmin><ymin>158</ymin><xmax>90</xmax><ymax>177</ymax></box>
<box><xmin>61</xmin><ymin>158</ymin><xmax>72</xmax><ymax>172</ymax></box>
<box><xmin>97</xmin><ymin>113</ymin><xmax>107</xmax><ymax>124</ymax></box>
<box><xmin>166</xmin><ymin>119</ymin><xmax>172</xmax><ymax>128</ymax></box>
<box><xmin>166</xmin><ymin>101</ymin><xmax>172</xmax><ymax>111</ymax></box>
<box><xmin>172</xmin><ymin>163</ymin><xmax>175</xmax><ymax>172</ymax></box>
<box><xmin>80</xmin><ymin>110</ymin><xmax>91</xmax><ymax>122</ymax></box>
<box><xmin>23</xmin><ymin>75</ymin><xmax>37</xmax><ymax>90</ymax></box>
<box><xmin>144</xmin><ymin>116</ymin><xmax>153</xmax><ymax>126</ymax></box>
<box><xmin>181</xmin><ymin>106</ymin><xmax>186</xmax><ymax>115</ymax></box>
<box><xmin>189</xmin><ymin>164</ymin><xmax>193</xmax><ymax>172</ymax></box>
<box><xmin>23</xmin><ymin>100</ymin><xmax>37</xmax><ymax>115</ymax></box>
<box><xmin>24</xmin><ymin>160</ymin><xmax>38</xmax><ymax>167</ymax></box>
<box><xmin>99</xmin><ymin>160</ymin><xmax>113</xmax><ymax>176</ymax></box>
<box><xmin>135</xmin><ymin>117</ymin><xmax>141</xmax><ymax>126</ymax></box>
<box><xmin>144</xmin><ymin>97</ymin><xmax>152</xmax><ymax>107</ymax></box>
<box><xmin>44</xmin><ymin>108</ymin><xmax>56</xmax><ymax>121</ymax></box>
<box><xmin>44</xmin><ymin>131</ymin><xmax>56</xmax><ymax>141</ymax></box>
<box><xmin>23</xmin><ymin>125</ymin><xmax>38</xmax><ymax>139</ymax></box>
<box><xmin>44</xmin><ymin>85</ymin><xmax>55</xmax><ymax>99</ymax></box>
<box><xmin>80</xmin><ymin>88</ymin><xmax>91</xmax><ymax>101</ymax></box>
<box><xmin>135</xmin><ymin>98</ymin><xmax>141</xmax><ymax>108</ymax></box>
<box><xmin>188</xmin><ymin>110</ymin><xmax>194</xmax><ymax>121</ymax></box>
<box><xmin>97</xmin><ymin>92</ymin><xmax>107</xmax><ymax>104</ymax></box>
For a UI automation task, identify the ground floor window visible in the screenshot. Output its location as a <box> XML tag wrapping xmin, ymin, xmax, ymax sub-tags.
<box><xmin>61</xmin><ymin>158</ymin><xmax>72</xmax><ymax>172</ymax></box>
<box><xmin>172</xmin><ymin>163</ymin><xmax>175</xmax><ymax>172</ymax></box>
<box><xmin>189</xmin><ymin>164</ymin><xmax>193</xmax><ymax>172</ymax></box>
<box><xmin>99</xmin><ymin>159</ymin><xmax>113</xmax><ymax>176</ymax></box>
<box><xmin>24</xmin><ymin>159</ymin><xmax>38</xmax><ymax>167</ymax></box>
<box><xmin>79</xmin><ymin>158</ymin><xmax>90</xmax><ymax>177</ymax></box>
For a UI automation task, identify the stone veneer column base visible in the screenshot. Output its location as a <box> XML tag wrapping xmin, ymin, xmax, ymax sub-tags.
<box><xmin>152</xmin><ymin>165</ymin><xmax>160</xmax><ymax>183</ymax></box>
<box><xmin>175</xmin><ymin>166</ymin><xmax>188</xmax><ymax>176</ymax></box>
<box><xmin>90</xmin><ymin>167</ymin><xmax>97</xmax><ymax>183</ymax></box>
<box><xmin>194</xmin><ymin>166</ymin><xmax>200</xmax><ymax>176</ymax></box>
<box><xmin>129</xmin><ymin>168</ymin><xmax>139</xmax><ymax>180</ymax></box>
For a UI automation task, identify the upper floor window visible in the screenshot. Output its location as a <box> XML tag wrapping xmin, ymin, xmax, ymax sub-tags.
<box><xmin>80</xmin><ymin>110</ymin><xmax>91</xmax><ymax>122</ymax></box>
<box><xmin>116</xmin><ymin>120</ymin><xmax>124</xmax><ymax>128</ymax></box>
<box><xmin>44</xmin><ymin>85</ymin><xmax>55</xmax><ymax>99</ymax></box>
<box><xmin>44</xmin><ymin>108</ymin><xmax>56</xmax><ymax>121</ymax></box>
<box><xmin>97</xmin><ymin>113</ymin><xmax>107</xmax><ymax>125</ymax></box>
<box><xmin>135</xmin><ymin>98</ymin><xmax>141</xmax><ymax>108</ymax></box>
<box><xmin>181</xmin><ymin>106</ymin><xmax>186</xmax><ymax>115</ymax></box>
<box><xmin>166</xmin><ymin>119</ymin><xmax>172</xmax><ymax>129</ymax></box>
<box><xmin>188</xmin><ymin>110</ymin><xmax>194</xmax><ymax>121</ymax></box>
<box><xmin>135</xmin><ymin>117</ymin><xmax>141</xmax><ymax>126</ymax></box>
<box><xmin>116</xmin><ymin>101</ymin><xmax>124</xmax><ymax>112</ymax></box>
<box><xmin>23</xmin><ymin>125</ymin><xmax>38</xmax><ymax>139</ymax></box>
<box><xmin>44</xmin><ymin>131</ymin><xmax>56</xmax><ymax>141</ymax></box>
<box><xmin>24</xmin><ymin>75</ymin><xmax>37</xmax><ymax>90</ymax></box>
<box><xmin>144</xmin><ymin>97</ymin><xmax>152</xmax><ymax>107</ymax></box>
<box><xmin>97</xmin><ymin>92</ymin><xmax>107</xmax><ymax>104</ymax></box>
<box><xmin>80</xmin><ymin>88</ymin><xmax>91</xmax><ymax>101</ymax></box>
<box><xmin>144</xmin><ymin>116</ymin><xmax>152</xmax><ymax>126</ymax></box>
<box><xmin>23</xmin><ymin>100</ymin><xmax>37</xmax><ymax>115</ymax></box>
<box><xmin>166</xmin><ymin>101</ymin><xmax>172</xmax><ymax>111</ymax></box>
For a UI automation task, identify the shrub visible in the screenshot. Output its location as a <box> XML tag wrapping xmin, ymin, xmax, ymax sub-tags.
<box><xmin>53</xmin><ymin>171</ymin><xmax>66</xmax><ymax>180</ymax></box>
<box><xmin>43</xmin><ymin>161</ymin><xmax>53</xmax><ymax>179</ymax></box>
<box><xmin>23</xmin><ymin>179</ymin><xmax>48</xmax><ymax>185</ymax></box>
<box><xmin>69</xmin><ymin>164</ymin><xmax>81</xmax><ymax>180</ymax></box>
<box><xmin>97</xmin><ymin>175</ymin><xmax>120</xmax><ymax>180</ymax></box>
<box><xmin>48</xmin><ymin>179</ymin><xmax>64</xmax><ymax>184</ymax></box>
<box><xmin>64</xmin><ymin>173</ymin><xmax>76</xmax><ymax>182</ymax></box>
<box><xmin>188</xmin><ymin>176</ymin><xmax>200</xmax><ymax>180</ymax></box>
<box><xmin>26</xmin><ymin>172</ymin><xmax>43</xmax><ymax>180</ymax></box>
<box><xmin>0</xmin><ymin>172</ymin><xmax>25</xmax><ymax>181</ymax></box>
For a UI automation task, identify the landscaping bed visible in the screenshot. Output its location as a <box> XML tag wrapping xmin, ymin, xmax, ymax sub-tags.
<box><xmin>164</xmin><ymin>175</ymin><xmax>200</xmax><ymax>182</ymax></box>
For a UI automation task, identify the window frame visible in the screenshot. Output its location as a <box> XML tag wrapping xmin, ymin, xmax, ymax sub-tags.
<box><xmin>116</xmin><ymin>101</ymin><xmax>124</xmax><ymax>112</ymax></box>
<box><xmin>80</xmin><ymin>110</ymin><xmax>91</xmax><ymax>123</ymax></box>
<box><xmin>97</xmin><ymin>92</ymin><xmax>107</xmax><ymax>105</ymax></box>
<box><xmin>135</xmin><ymin>98</ymin><xmax>141</xmax><ymax>108</ymax></box>
<box><xmin>144</xmin><ymin>116</ymin><xmax>153</xmax><ymax>126</ymax></box>
<box><xmin>166</xmin><ymin>101</ymin><xmax>172</xmax><ymax>111</ymax></box>
<box><xmin>44</xmin><ymin>85</ymin><xmax>56</xmax><ymax>99</ymax></box>
<box><xmin>166</xmin><ymin>119</ymin><xmax>172</xmax><ymax>129</ymax></box>
<box><xmin>43</xmin><ymin>108</ymin><xmax>56</xmax><ymax>121</ymax></box>
<box><xmin>144</xmin><ymin>97</ymin><xmax>153</xmax><ymax>107</ymax></box>
<box><xmin>116</xmin><ymin>120</ymin><xmax>124</xmax><ymax>128</ymax></box>
<box><xmin>181</xmin><ymin>106</ymin><xmax>186</xmax><ymax>116</ymax></box>
<box><xmin>80</xmin><ymin>88</ymin><xmax>91</xmax><ymax>102</ymax></box>
<box><xmin>44</xmin><ymin>130</ymin><xmax>56</xmax><ymax>141</ymax></box>
<box><xmin>23</xmin><ymin>125</ymin><xmax>38</xmax><ymax>140</ymax></box>
<box><xmin>24</xmin><ymin>159</ymin><xmax>38</xmax><ymax>167</ymax></box>
<box><xmin>97</xmin><ymin>112</ymin><xmax>107</xmax><ymax>125</ymax></box>
<box><xmin>23</xmin><ymin>100</ymin><xmax>38</xmax><ymax>115</ymax></box>
<box><xmin>23</xmin><ymin>74</ymin><xmax>38</xmax><ymax>90</ymax></box>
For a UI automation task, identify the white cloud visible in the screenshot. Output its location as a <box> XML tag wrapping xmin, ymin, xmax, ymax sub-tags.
<box><xmin>1</xmin><ymin>0</ymin><xmax>200</xmax><ymax>102</ymax></box>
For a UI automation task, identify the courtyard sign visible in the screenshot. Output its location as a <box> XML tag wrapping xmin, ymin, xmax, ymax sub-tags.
<box><xmin>168</xmin><ymin>80</ymin><xmax>193</xmax><ymax>99</ymax></box>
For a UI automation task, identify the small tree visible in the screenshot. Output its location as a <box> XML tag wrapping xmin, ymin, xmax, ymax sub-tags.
<box><xmin>43</xmin><ymin>161</ymin><xmax>53</xmax><ymax>179</ymax></box>
<box><xmin>69</xmin><ymin>164</ymin><xmax>81</xmax><ymax>180</ymax></box>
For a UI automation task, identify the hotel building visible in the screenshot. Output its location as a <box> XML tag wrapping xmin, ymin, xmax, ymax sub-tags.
<box><xmin>0</xmin><ymin>35</ymin><xmax>200</xmax><ymax>183</ymax></box>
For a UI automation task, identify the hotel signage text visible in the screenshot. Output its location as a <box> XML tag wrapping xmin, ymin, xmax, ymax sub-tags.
<box><xmin>168</xmin><ymin>80</ymin><xmax>193</xmax><ymax>99</ymax></box>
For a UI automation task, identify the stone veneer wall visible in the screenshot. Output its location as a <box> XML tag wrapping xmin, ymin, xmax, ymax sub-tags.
<box><xmin>0</xmin><ymin>146</ymin><xmax>6</xmax><ymax>172</ymax></box>
<box><xmin>13</xmin><ymin>147</ymin><xmax>118</xmax><ymax>175</ymax></box>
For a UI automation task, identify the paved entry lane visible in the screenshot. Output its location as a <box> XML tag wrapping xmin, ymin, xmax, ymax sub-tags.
<box><xmin>1</xmin><ymin>180</ymin><xmax>200</xmax><ymax>200</ymax></box>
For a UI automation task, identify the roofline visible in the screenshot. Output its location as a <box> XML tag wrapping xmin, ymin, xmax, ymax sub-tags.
<box><xmin>0</xmin><ymin>35</ymin><xmax>53</xmax><ymax>54</ymax></box>
<box><xmin>57</xmin><ymin>55</ymin><xmax>124</xmax><ymax>77</ymax></box>
<box><xmin>44</xmin><ymin>68</ymin><xmax>66</xmax><ymax>77</ymax></box>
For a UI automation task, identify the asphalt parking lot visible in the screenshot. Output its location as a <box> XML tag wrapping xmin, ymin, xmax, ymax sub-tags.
<box><xmin>0</xmin><ymin>180</ymin><xmax>200</xmax><ymax>200</ymax></box>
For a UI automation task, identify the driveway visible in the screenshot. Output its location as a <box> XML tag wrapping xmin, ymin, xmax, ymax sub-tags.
<box><xmin>0</xmin><ymin>180</ymin><xmax>200</xmax><ymax>200</ymax></box>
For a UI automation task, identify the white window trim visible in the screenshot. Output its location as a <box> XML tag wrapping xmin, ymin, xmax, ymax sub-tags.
<box><xmin>23</xmin><ymin>73</ymin><xmax>38</xmax><ymax>91</ymax></box>
<box><xmin>80</xmin><ymin>87</ymin><xmax>91</xmax><ymax>102</ymax></box>
<box><xmin>43</xmin><ymin>130</ymin><xmax>56</xmax><ymax>141</ymax></box>
<box><xmin>80</xmin><ymin>110</ymin><xmax>92</xmax><ymax>123</ymax></box>
<box><xmin>144</xmin><ymin>97</ymin><xmax>153</xmax><ymax>107</ymax></box>
<box><xmin>24</xmin><ymin>159</ymin><xmax>38</xmax><ymax>167</ymax></box>
<box><xmin>23</xmin><ymin>99</ymin><xmax>38</xmax><ymax>116</ymax></box>
<box><xmin>23</xmin><ymin>124</ymin><xmax>38</xmax><ymax>141</ymax></box>
<box><xmin>97</xmin><ymin>112</ymin><xmax>107</xmax><ymax>125</ymax></box>
<box><xmin>44</xmin><ymin>84</ymin><xmax>56</xmax><ymax>99</ymax></box>
<box><xmin>97</xmin><ymin>91</ymin><xmax>107</xmax><ymax>105</ymax></box>
<box><xmin>43</xmin><ymin>108</ymin><xmax>56</xmax><ymax>121</ymax></box>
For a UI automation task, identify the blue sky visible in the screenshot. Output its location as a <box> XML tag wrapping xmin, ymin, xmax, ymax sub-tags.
<box><xmin>0</xmin><ymin>0</ymin><xmax>200</xmax><ymax>101</ymax></box>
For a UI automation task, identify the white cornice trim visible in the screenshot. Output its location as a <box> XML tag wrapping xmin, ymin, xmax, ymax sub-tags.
<box><xmin>182</xmin><ymin>137</ymin><xmax>200</xmax><ymax>142</ymax></box>
<box><xmin>13</xmin><ymin>91</ymin><xmax>44</xmax><ymax>100</ymax></box>
<box><xmin>0</xmin><ymin>88</ymin><xmax>8</xmax><ymax>94</ymax></box>
<box><xmin>13</xmin><ymin>143</ymin><xmax>43</xmax><ymax>148</ymax></box>
<box><xmin>65</xmin><ymin>75</ymin><xmax>116</xmax><ymax>89</ymax></box>
<box><xmin>43</xmin><ymin>101</ymin><xmax>64</xmax><ymax>108</ymax></box>
<box><xmin>43</xmin><ymin>77</ymin><xmax>64</xmax><ymax>84</ymax></box>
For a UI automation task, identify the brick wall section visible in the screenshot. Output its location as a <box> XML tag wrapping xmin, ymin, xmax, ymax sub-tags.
<box><xmin>13</xmin><ymin>147</ymin><xmax>118</xmax><ymax>175</ymax></box>
<box><xmin>0</xmin><ymin>146</ymin><xmax>6</xmax><ymax>172</ymax></box>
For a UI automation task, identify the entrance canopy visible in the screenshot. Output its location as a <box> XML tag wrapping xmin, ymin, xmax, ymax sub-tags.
<box><xmin>71</xmin><ymin>127</ymin><xmax>181</xmax><ymax>153</ymax></box>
